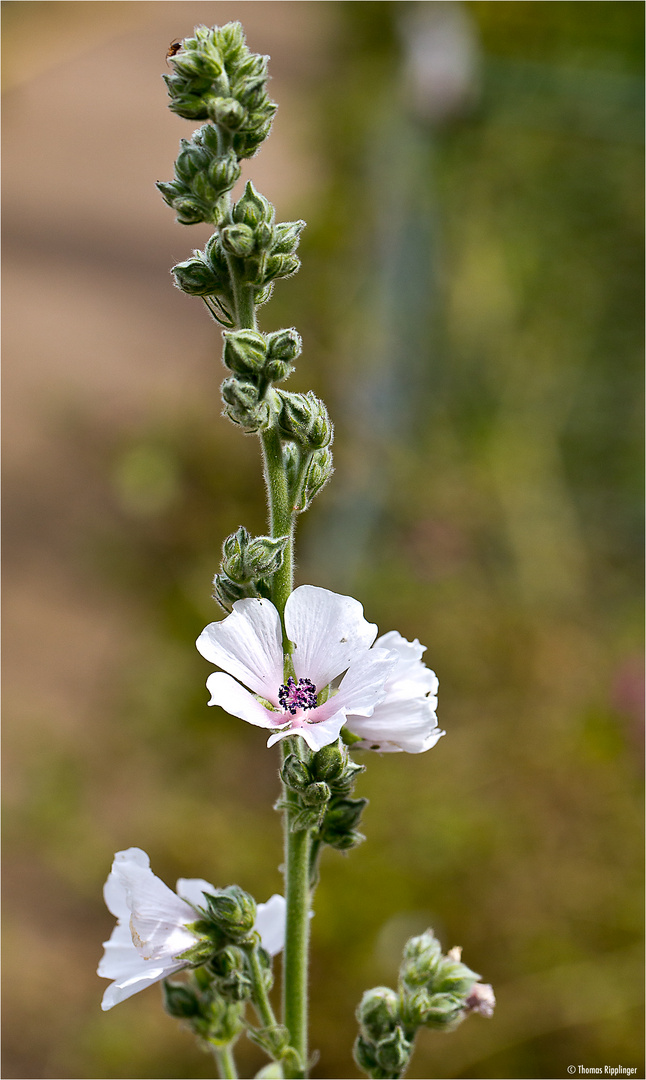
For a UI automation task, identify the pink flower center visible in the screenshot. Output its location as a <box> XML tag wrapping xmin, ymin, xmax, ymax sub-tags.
<box><xmin>278</xmin><ymin>677</ymin><xmax>317</xmax><ymax>715</ymax></box>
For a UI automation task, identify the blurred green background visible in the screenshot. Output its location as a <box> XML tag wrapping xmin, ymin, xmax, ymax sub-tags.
<box><xmin>2</xmin><ymin>2</ymin><xmax>643</xmax><ymax>1078</ymax></box>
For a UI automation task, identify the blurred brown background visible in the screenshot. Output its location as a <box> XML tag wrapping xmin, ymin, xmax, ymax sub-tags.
<box><xmin>2</xmin><ymin>2</ymin><xmax>644</xmax><ymax>1078</ymax></box>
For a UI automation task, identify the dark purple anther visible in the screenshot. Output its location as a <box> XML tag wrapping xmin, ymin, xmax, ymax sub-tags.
<box><xmin>278</xmin><ymin>677</ymin><xmax>317</xmax><ymax>715</ymax></box>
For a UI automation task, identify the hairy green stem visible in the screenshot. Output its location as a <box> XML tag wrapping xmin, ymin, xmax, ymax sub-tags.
<box><xmin>280</xmin><ymin>802</ymin><xmax>311</xmax><ymax>1078</ymax></box>
<box><xmin>229</xmin><ymin>241</ymin><xmax>309</xmax><ymax>1078</ymax></box>
<box><xmin>247</xmin><ymin>943</ymin><xmax>280</xmax><ymax>1031</ymax></box>
<box><xmin>211</xmin><ymin>1043</ymin><xmax>238</xmax><ymax>1079</ymax></box>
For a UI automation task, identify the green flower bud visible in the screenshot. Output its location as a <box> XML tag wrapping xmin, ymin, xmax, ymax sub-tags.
<box><xmin>311</xmin><ymin>742</ymin><xmax>346</xmax><ymax>783</ymax></box>
<box><xmin>434</xmin><ymin>957</ymin><xmax>480</xmax><ymax>997</ymax></box>
<box><xmin>272</xmin><ymin>220</ymin><xmax>306</xmax><ymax>255</ymax></box>
<box><xmin>175</xmin><ymin>140</ymin><xmax>210</xmax><ymax>183</ymax></box>
<box><xmin>302</xmin><ymin>781</ymin><xmax>331</xmax><ymax>807</ymax></box>
<box><xmin>263</xmin><ymin>253</ymin><xmax>301</xmax><ymax>282</ymax></box>
<box><xmin>162</xmin><ymin>979</ymin><xmax>201</xmax><ymax>1018</ymax></box>
<box><xmin>208</xmin><ymin>152</ymin><xmax>242</xmax><ymax>195</ymax></box>
<box><xmin>208</xmin><ymin>96</ymin><xmax>247</xmax><ymax>130</ymax></box>
<box><xmin>221</xmin><ymin>526</ymin><xmax>288</xmax><ymax>583</ymax></box>
<box><xmin>221</xmin><ymin>223</ymin><xmax>256</xmax><ymax>258</ymax></box>
<box><xmin>221</xmin><ymin>378</ymin><xmax>269</xmax><ymax>432</ymax></box>
<box><xmin>357</xmin><ymin>986</ymin><xmax>400</xmax><ymax>1042</ymax></box>
<box><xmin>280</xmin><ymin>755</ymin><xmax>312</xmax><ymax>792</ymax></box>
<box><xmin>255</xmin><ymin>221</ymin><xmax>274</xmax><ymax>251</ymax></box>
<box><xmin>323</xmin><ymin>796</ymin><xmax>368</xmax><ymax>833</ymax></box>
<box><xmin>172</xmin><ymin>255</ymin><xmax>219</xmax><ymax>295</ymax></box>
<box><xmin>233</xmin><ymin>181</ymin><xmax>273</xmax><ymax>229</ymax></box>
<box><xmin>266</xmin><ymin>328</ymin><xmax>302</xmax><ymax>362</ymax></box>
<box><xmin>374</xmin><ymin>1026</ymin><xmax>412</xmax><ymax>1074</ymax></box>
<box><xmin>203</xmin><ymin>885</ymin><xmax>257</xmax><ymax>942</ymax></box>
<box><xmin>303</xmin><ymin>447</ymin><xmax>334</xmax><ymax>507</ymax></box>
<box><xmin>400</xmin><ymin>930</ymin><xmax>443</xmax><ymax>988</ymax></box>
<box><xmin>222</xmin><ymin>330</ymin><xmax>267</xmax><ymax>376</ymax></box>
<box><xmin>353</xmin><ymin>1035</ymin><xmax>381</xmax><ymax>1076</ymax></box>
<box><xmin>416</xmin><ymin>991</ymin><xmax>465</xmax><ymax>1030</ymax></box>
<box><xmin>212</xmin><ymin>572</ymin><xmax>258</xmax><ymax>613</ymax></box>
<box><xmin>156</xmin><ymin>179</ymin><xmax>184</xmax><ymax>205</ymax></box>
<box><xmin>276</xmin><ymin>391</ymin><xmax>333</xmax><ymax>450</ymax></box>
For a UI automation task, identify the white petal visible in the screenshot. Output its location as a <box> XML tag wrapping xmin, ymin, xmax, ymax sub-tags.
<box><xmin>255</xmin><ymin>894</ymin><xmax>286</xmax><ymax>956</ymax></box>
<box><xmin>103</xmin><ymin>848</ymin><xmax>150</xmax><ymax>920</ymax></box>
<box><xmin>266</xmin><ymin>712</ymin><xmax>347</xmax><ymax>751</ymax></box>
<box><xmin>110</xmin><ymin>852</ymin><xmax>196</xmax><ymax>961</ymax></box>
<box><xmin>376</xmin><ymin>631</ymin><xmax>439</xmax><ymax>697</ymax></box>
<box><xmin>206</xmin><ymin>672</ymin><xmax>283</xmax><ymax>729</ymax></box>
<box><xmin>197</xmin><ymin>597</ymin><xmax>284</xmax><ymax>701</ymax></box>
<box><xmin>314</xmin><ymin>647</ymin><xmax>396</xmax><ymax>721</ymax></box>
<box><xmin>347</xmin><ymin>696</ymin><xmax>445</xmax><ymax>753</ymax></box>
<box><xmin>176</xmin><ymin>877</ymin><xmax>216</xmax><ymax>909</ymax></box>
<box><xmin>100</xmin><ymin>959</ymin><xmax>185</xmax><ymax>1010</ymax></box>
<box><xmin>285</xmin><ymin>585</ymin><xmax>378</xmax><ymax>690</ymax></box>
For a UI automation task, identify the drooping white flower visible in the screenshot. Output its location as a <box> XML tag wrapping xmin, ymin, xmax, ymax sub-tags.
<box><xmin>344</xmin><ymin>630</ymin><xmax>444</xmax><ymax>753</ymax></box>
<box><xmin>98</xmin><ymin>848</ymin><xmax>286</xmax><ymax>1010</ymax></box>
<box><xmin>196</xmin><ymin>585</ymin><xmax>397</xmax><ymax>751</ymax></box>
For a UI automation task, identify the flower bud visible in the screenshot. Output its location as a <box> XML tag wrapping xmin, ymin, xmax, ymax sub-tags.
<box><xmin>264</xmin><ymin>253</ymin><xmax>301</xmax><ymax>282</ymax></box>
<box><xmin>400</xmin><ymin>930</ymin><xmax>443</xmax><ymax>988</ymax></box>
<box><xmin>353</xmin><ymin>1035</ymin><xmax>380</xmax><ymax>1075</ymax></box>
<box><xmin>232</xmin><ymin>181</ymin><xmax>273</xmax><ymax>229</ymax></box>
<box><xmin>208</xmin><ymin>96</ymin><xmax>247</xmax><ymax>130</ymax></box>
<box><xmin>323</xmin><ymin>796</ymin><xmax>367</xmax><ymax>833</ymax></box>
<box><xmin>175</xmin><ymin>140</ymin><xmax>210</xmax><ymax>183</ymax></box>
<box><xmin>162</xmin><ymin>979</ymin><xmax>201</xmax><ymax>1018</ymax></box>
<box><xmin>302</xmin><ymin>781</ymin><xmax>331</xmax><ymax>807</ymax></box>
<box><xmin>212</xmin><ymin>572</ymin><xmax>257</xmax><ymax>613</ymax></box>
<box><xmin>272</xmin><ymin>220</ymin><xmax>306</xmax><ymax>255</ymax></box>
<box><xmin>464</xmin><ymin>982</ymin><xmax>496</xmax><ymax>1018</ymax></box>
<box><xmin>416</xmin><ymin>991</ymin><xmax>464</xmax><ymax>1030</ymax></box>
<box><xmin>434</xmin><ymin>957</ymin><xmax>480</xmax><ymax>997</ymax></box>
<box><xmin>356</xmin><ymin>986</ymin><xmax>400</xmax><ymax>1042</ymax></box>
<box><xmin>203</xmin><ymin>886</ymin><xmax>257</xmax><ymax>942</ymax></box>
<box><xmin>255</xmin><ymin>221</ymin><xmax>274</xmax><ymax>251</ymax></box>
<box><xmin>221</xmin><ymin>223</ymin><xmax>256</xmax><ymax>258</ymax></box>
<box><xmin>280</xmin><ymin>754</ymin><xmax>312</xmax><ymax>792</ymax></box>
<box><xmin>276</xmin><ymin>391</ymin><xmax>333</xmax><ymax>450</ymax></box>
<box><xmin>374</xmin><ymin>1026</ymin><xmax>412</xmax><ymax>1074</ymax></box>
<box><xmin>221</xmin><ymin>527</ymin><xmax>289</xmax><ymax>583</ymax></box>
<box><xmin>311</xmin><ymin>742</ymin><xmax>346</xmax><ymax>783</ymax></box>
<box><xmin>172</xmin><ymin>255</ymin><xmax>219</xmax><ymax>296</ymax></box>
<box><xmin>266</xmin><ymin>328</ymin><xmax>302</xmax><ymax>362</ymax></box>
<box><xmin>221</xmin><ymin>378</ymin><xmax>269</xmax><ymax>432</ymax></box>
<box><xmin>208</xmin><ymin>152</ymin><xmax>242</xmax><ymax>195</ymax></box>
<box><xmin>223</xmin><ymin>330</ymin><xmax>267</xmax><ymax>376</ymax></box>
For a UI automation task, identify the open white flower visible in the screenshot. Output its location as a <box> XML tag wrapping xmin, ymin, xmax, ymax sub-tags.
<box><xmin>98</xmin><ymin>847</ymin><xmax>286</xmax><ymax>1010</ymax></box>
<box><xmin>197</xmin><ymin>585</ymin><xmax>397</xmax><ymax>751</ymax></box>
<box><xmin>344</xmin><ymin>630</ymin><xmax>444</xmax><ymax>753</ymax></box>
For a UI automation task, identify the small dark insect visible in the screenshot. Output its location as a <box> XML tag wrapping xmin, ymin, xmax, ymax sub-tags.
<box><xmin>166</xmin><ymin>39</ymin><xmax>182</xmax><ymax>63</ymax></box>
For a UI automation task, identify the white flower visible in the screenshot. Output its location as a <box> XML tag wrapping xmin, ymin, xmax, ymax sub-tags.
<box><xmin>344</xmin><ymin>630</ymin><xmax>445</xmax><ymax>753</ymax></box>
<box><xmin>196</xmin><ymin>585</ymin><xmax>397</xmax><ymax>751</ymax></box>
<box><xmin>98</xmin><ymin>848</ymin><xmax>286</xmax><ymax>1010</ymax></box>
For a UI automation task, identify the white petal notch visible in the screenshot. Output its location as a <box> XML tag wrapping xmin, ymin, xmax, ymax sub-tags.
<box><xmin>98</xmin><ymin>848</ymin><xmax>286</xmax><ymax>1009</ymax></box>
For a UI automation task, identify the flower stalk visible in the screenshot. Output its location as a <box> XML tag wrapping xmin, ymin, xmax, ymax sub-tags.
<box><xmin>95</xmin><ymin>21</ymin><xmax>492</xmax><ymax>1080</ymax></box>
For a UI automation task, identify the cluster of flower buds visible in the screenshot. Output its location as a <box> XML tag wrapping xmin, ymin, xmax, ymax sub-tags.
<box><xmin>163</xmin><ymin>969</ymin><xmax>246</xmax><ymax>1046</ymax></box>
<box><xmin>280</xmin><ymin>740</ymin><xmax>367</xmax><ymax>851</ymax></box>
<box><xmin>171</xmin><ymin>184</ymin><xmax>304</xmax><ymax>315</ymax></box>
<box><xmin>213</xmin><ymin>526</ymin><xmax>289</xmax><ymax>612</ymax></box>
<box><xmin>163</xmin><ymin>23</ymin><xmax>276</xmax><ymax>158</ymax></box>
<box><xmin>354</xmin><ymin>931</ymin><xmax>495</xmax><ymax>1079</ymax></box>
<box><xmin>157</xmin><ymin>124</ymin><xmax>242</xmax><ymax>225</ymax></box>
